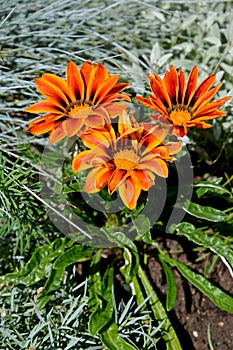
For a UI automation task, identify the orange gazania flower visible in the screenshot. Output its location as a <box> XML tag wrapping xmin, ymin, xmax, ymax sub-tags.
<box><xmin>26</xmin><ymin>61</ymin><xmax>131</xmax><ymax>144</ymax></box>
<box><xmin>136</xmin><ymin>66</ymin><xmax>231</xmax><ymax>137</ymax></box>
<box><xmin>72</xmin><ymin>111</ymin><xmax>182</xmax><ymax>210</ymax></box>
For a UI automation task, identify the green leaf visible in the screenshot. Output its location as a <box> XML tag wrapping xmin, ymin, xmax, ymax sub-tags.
<box><xmin>133</xmin><ymin>215</ymin><xmax>152</xmax><ymax>243</ymax></box>
<box><xmin>100</xmin><ymin>323</ymin><xmax>136</xmax><ymax>350</ymax></box>
<box><xmin>1</xmin><ymin>237</ymin><xmax>74</xmax><ymax>285</ymax></box>
<box><xmin>36</xmin><ymin>245</ymin><xmax>94</xmax><ymax>309</ymax></box>
<box><xmin>120</xmin><ymin>246</ymin><xmax>139</xmax><ymax>284</ymax></box>
<box><xmin>88</xmin><ymin>250</ymin><xmax>114</xmax><ymax>336</ymax></box>
<box><xmin>171</xmin><ymin>222</ymin><xmax>233</xmax><ymax>276</ymax></box>
<box><xmin>159</xmin><ymin>260</ymin><xmax>177</xmax><ymax>311</ymax></box>
<box><xmin>137</xmin><ymin>266</ymin><xmax>182</xmax><ymax>350</ymax></box>
<box><xmin>53</xmin><ymin>245</ymin><xmax>93</xmax><ymax>268</ymax></box>
<box><xmin>159</xmin><ymin>254</ymin><xmax>233</xmax><ymax>314</ymax></box>
<box><xmin>102</xmin><ymin>229</ymin><xmax>140</xmax><ymax>283</ymax></box>
<box><xmin>183</xmin><ymin>200</ymin><xmax>226</xmax><ymax>222</ymax></box>
<box><xmin>194</xmin><ymin>180</ymin><xmax>231</xmax><ymax>198</ymax></box>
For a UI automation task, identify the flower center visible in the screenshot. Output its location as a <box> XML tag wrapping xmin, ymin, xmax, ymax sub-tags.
<box><xmin>67</xmin><ymin>100</ymin><xmax>94</xmax><ymax>119</ymax></box>
<box><xmin>169</xmin><ymin>109</ymin><xmax>191</xmax><ymax>126</ymax></box>
<box><xmin>114</xmin><ymin>149</ymin><xmax>139</xmax><ymax>171</ymax></box>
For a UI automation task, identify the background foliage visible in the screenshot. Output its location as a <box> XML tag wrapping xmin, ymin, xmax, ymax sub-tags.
<box><xmin>0</xmin><ymin>0</ymin><xmax>233</xmax><ymax>349</ymax></box>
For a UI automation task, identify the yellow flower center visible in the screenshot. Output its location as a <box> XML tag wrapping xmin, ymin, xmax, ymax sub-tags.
<box><xmin>169</xmin><ymin>109</ymin><xmax>191</xmax><ymax>126</ymax></box>
<box><xmin>114</xmin><ymin>149</ymin><xmax>139</xmax><ymax>171</ymax></box>
<box><xmin>67</xmin><ymin>100</ymin><xmax>94</xmax><ymax>119</ymax></box>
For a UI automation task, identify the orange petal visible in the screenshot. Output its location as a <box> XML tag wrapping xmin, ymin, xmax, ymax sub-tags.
<box><xmin>25</xmin><ymin>100</ymin><xmax>64</xmax><ymax>114</ymax></box>
<box><xmin>130</xmin><ymin>169</ymin><xmax>154</xmax><ymax>191</ymax></box>
<box><xmin>184</xmin><ymin>66</ymin><xmax>198</xmax><ymax>105</ymax></box>
<box><xmin>107</xmin><ymin>82</ymin><xmax>131</xmax><ymax>96</ymax></box>
<box><xmin>28</xmin><ymin>119</ymin><xmax>55</xmax><ymax>135</ymax></box>
<box><xmin>85</xmin><ymin>64</ymin><xmax>98</xmax><ymax>101</ymax></box>
<box><xmin>150</xmin><ymin>114</ymin><xmax>172</xmax><ymax>128</ymax></box>
<box><xmin>95</xmin><ymin>167</ymin><xmax>113</xmax><ymax>190</ymax></box>
<box><xmin>149</xmin><ymin>95</ymin><xmax>169</xmax><ymax>115</ymax></box>
<box><xmin>85</xmin><ymin>114</ymin><xmax>105</xmax><ymax>128</ymax></box>
<box><xmin>118</xmin><ymin>177</ymin><xmax>141</xmax><ymax>210</ymax></box>
<box><xmin>90</xmin><ymin>63</ymin><xmax>110</xmax><ymax>94</ymax></box>
<box><xmin>190</xmin><ymin>73</ymin><xmax>216</xmax><ymax>107</ymax></box>
<box><xmin>195</xmin><ymin>121</ymin><xmax>212</xmax><ymax>129</ymax></box>
<box><xmin>72</xmin><ymin>150</ymin><xmax>95</xmax><ymax>172</ymax></box>
<box><xmin>80</xmin><ymin>61</ymin><xmax>94</xmax><ymax>97</ymax></box>
<box><xmin>83</xmin><ymin>167</ymin><xmax>103</xmax><ymax>193</ymax></box>
<box><xmin>190</xmin><ymin>110</ymin><xmax>226</xmax><ymax>125</ymax></box>
<box><xmin>135</xmin><ymin>96</ymin><xmax>154</xmax><ymax>109</ymax></box>
<box><xmin>42</xmin><ymin>73</ymin><xmax>70</xmax><ymax>100</ymax></box>
<box><xmin>194</xmin><ymin>96</ymin><xmax>231</xmax><ymax>118</ymax></box>
<box><xmin>140</xmin><ymin>126</ymin><xmax>166</xmax><ymax>153</ymax></box>
<box><xmin>35</xmin><ymin>77</ymin><xmax>70</xmax><ymax>106</ymax></box>
<box><xmin>140</xmin><ymin>157</ymin><xmax>168</xmax><ymax>178</ymax></box>
<box><xmin>178</xmin><ymin>68</ymin><xmax>186</xmax><ymax>104</ymax></box>
<box><xmin>193</xmin><ymin>83</ymin><xmax>222</xmax><ymax>111</ymax></box>
<box><xmin>93</xmin><ymin>75</ymin><xmax>120</xmax><ymax>105</ymax></box>
<box><xmin>62</xmin><ymin>118</ymin><xmax>84</xmax><ymax>137</ymax></box>
<box><xmin>151</xmin><ymin>146</ymin><xmax>171</xmax><ymax>160</ymax></box>
<box><xmin>163</xmin><ymin>141</ymin><xmax>182</xmax><ymax>155</ymax></box>
<box><xmin>149</xmin><ymin>74</ymin><xmax>172</xmax><ymax>108</ymax></box>
<box><xmin>102</xmin><ymin>92</ymin><xmax>131</xmax><ymax>104</ymax></box>
<box><xmin>66</xmin><ymin>61</ymin><xmax>85</xmax><ymax>101</ymax></box>
<box><xmin>164</xmin><ymin>66</ymin><xmax>178</xmax><ymax>105</ymax></box>
<box><xmin>118</xmin><ymin>110</ymin><xmax>135</xmax><ymax>135</ymax></box>
<box><xmin>81</xmin><ymin>126</ymin><xmax>115</xmax><ymax>148</ymax></box>
<box><xmin>104</xmin><ymin>102</ymin><xmax>128</xmax><ymax>118</ymax></box>
<box><xmin>49</xmin><ymin>125</ymin><xmax>66</xmax><ymax>144</ymax></box>
<box><xmin>108</xmin><ymin>169</ymin><xmax>126</xmax><ymax>193</ymax></box>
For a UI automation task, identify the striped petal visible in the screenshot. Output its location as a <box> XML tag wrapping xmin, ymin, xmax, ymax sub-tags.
<box><xmin>42</xmin><ymin>73</ymin><xmax>70</xmax><ymax>100</ymax></box>
<box><xmin>130</xmin><ymin>169</ymin><xmax>154</xmax><ymax>191</ymax></box>
<box><xmin>62</xmin><ymin>118</ymin><xmax>84</xmax><ymax>137</ymax></box>
<box><xmin>95</xmin><ymin>167</ymin><xmax>113</xmax><ymax>190</ymax></box>
<box><xmin>35</xmin><ymin>77</ymin><xmax>70</xmax><ymax>106</ymax></box>
<box><xmin>118</xmin><ymin>177</ymin><xmax>141</xmax><ymax>210</ymax></box>
<box><xmin>178</xmin><ymin>68</ymin><xmax>186</xmax><ymax>104</ymax></box>
<box><xmin>193</xmin><ymin>83</ymin><xmax>222</xmax><ymax>111</ymax></box>
<box><xmin>83</xmin><ymin>167</ymin><xmax>103</xmax><ymax>193</ymax></box>
<box><xmin>28</xmin><ymin>119</ymin><xmax>55</xmax><ymax>135</ymax></box>
<box><xmin>25</xmin><ymin>100</ymin><xmax>65</xmax><ymax>114</ymax></box>
<box><xmin>72</xmin><ymin>150</ymin><xmax>95</xmax><ymax>172</ymax></box>
<box><xmin>184</xmin><ymin>66</ymin><xmax>198</xmax><ymax>106</ymax></box>
<box><xmin>66</xmin><ymin>61</ymin><xmax>85</xmax><ymax>101</ymax></box>
<box><xmin>190</xmin><ymin>73</ymin><xmax>216</xmax><ymax>107</ymax></box>
<box><xmin>194</xmin><ymin>96</ymin><xmax>231</xmax><ymax>118</ymax></box>
<box><xmin>93</xmin><ymin>75</ymin><xmax>120</xmax><ymax>105</ymax></box>
<box><xmin>49</xmin><ymin>125</ymin><xmax>66</xmax><ymax>144</ymax></box>
<box><xmin>108</xmin><ymin>169</ymin><xmax>126</xmax><ymax>193</ymax></box>
<box><xmin>164</xmin><ymin>65</ymin><xmax>179</xmax><ymax>105</ymax></box>
<box><xmin>149</xmin><ymin>74</ymin><xmax>172</xmax><ymax>108</ymax></box>
<box><xmin>140</xmin><ymin>157</ymin><xmax>168</xmax><ymax>178</ymax></box>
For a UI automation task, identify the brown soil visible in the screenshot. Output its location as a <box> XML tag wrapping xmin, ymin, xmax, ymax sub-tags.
<box><xmin>148</xmin><ymin>237</ymin><xmax>233</xmax><ymax>350</ymax></box>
